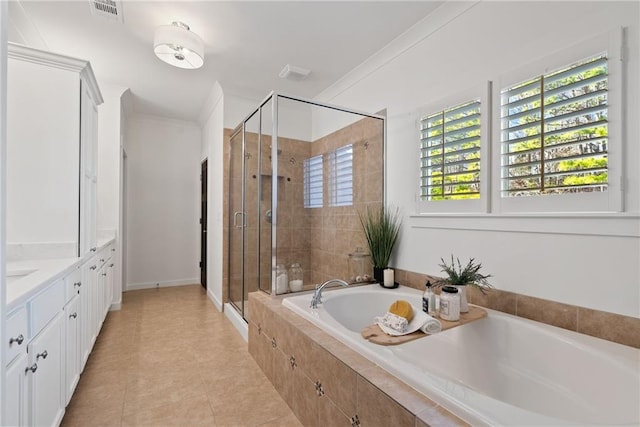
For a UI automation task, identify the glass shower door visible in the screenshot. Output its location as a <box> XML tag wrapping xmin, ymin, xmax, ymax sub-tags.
<box><xmin>228</xmin><ymin>128</ymin><xmax>244</xmax><ymax>315</ymax></box>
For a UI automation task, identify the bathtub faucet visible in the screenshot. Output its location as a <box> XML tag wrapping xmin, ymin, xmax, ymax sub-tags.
<box><xmin>310</xmin><ymin>279</ymin><xmax>350</xmax><ymax>309</ymax></box>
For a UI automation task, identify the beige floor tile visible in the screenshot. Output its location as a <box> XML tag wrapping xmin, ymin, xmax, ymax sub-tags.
<box><xmin>63</xmin><ymin>285</ymin><xmax>299</xmax><ymax>426</ymax></box>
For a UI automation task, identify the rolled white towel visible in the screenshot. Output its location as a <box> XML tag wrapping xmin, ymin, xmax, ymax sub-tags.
<box><xmin>419</xmin><ymin>313</ymin><xmax>442</xmax><ymax>335</ymax></box>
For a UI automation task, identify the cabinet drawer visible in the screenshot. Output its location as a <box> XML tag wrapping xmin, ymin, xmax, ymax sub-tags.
<box><xmin>6</xmin><ymin>307</ymin><xmax>28</xmax><ymax>364</ymax></box>
<box><xmin>29</xmin><ymin>279</ymin><xmax>64</xmax><ymax>336</ymax></box>
<box><xmin>65</xmin><ymin>267</ymin><xmax>82</xmax><ymax>302</ymax></box>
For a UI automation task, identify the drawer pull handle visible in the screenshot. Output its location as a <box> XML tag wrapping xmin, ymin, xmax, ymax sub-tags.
<box><xmin>101</xmin><ymin>273</ymin><xmax>107</xmax><ymax>276</ymax></box>
<box><xmin>36</xmin><ymin>350</ymin><xmax>48</xmax><ymax>361</ymax></box>
<box><xmin>100</xmin><ymin>258</ymin><xmax>105</xmax><ymax>262</ymax></box>
<box><xmin>74</xmin><ymin>281</ymin><xmax>82</xmax><ymax>288</ymax></box>
<box><xmin>111</xmin><ymin>248</ymin><xmax>116</xmax><ymax>252</ymax></box>
<box><xmin>109</xmin><ymin>264</ymin><xmax>114</xmax><ymax>267</ymax></box>
<box><xmin>25</xmin><ymin>363</ymin><xmax>38</xmax><ymax>374</ymax></box>
<box><xmin>9</xmin><ymin>334</ymin><xmax>24</xmax><ymax>345</ymax></box>
<box><xmin>90</xmin><ymin>247</ymin><xmax>97</xmax><ymax>252</ymax></box>
<box><xmin>90</xmin><ymin>265</ymin><xmax>97</xmax><ymax>270</ymax></box>
<box><xmin>69</xmin><ymin>312</ymin><xmax>78</xmax><ymax>319</ymax></box>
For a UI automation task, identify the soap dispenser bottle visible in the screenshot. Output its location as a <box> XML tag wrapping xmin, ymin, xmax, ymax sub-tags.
<box><xmin>422</xmin><ymin>281</ymin><xmax>436</xmax><ymax>316</ymax></box>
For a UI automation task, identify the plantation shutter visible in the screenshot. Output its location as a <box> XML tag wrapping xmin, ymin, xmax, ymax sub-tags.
<box><xmin>500</xmin><ymin>54</ymin><xmax>609</xmax><ymax>196</ymax></box>
<box><xmin>303</xmin><ymin>154</ymin><xmax>323</xmax><ymax>208</ymax></box>
<box><xmin>420</xmin><ymin>100</ymin><xmax>481</xmax><ymax>200</ymax></box>
<box><xmin>329</xmin><ymin>144</ymin><xmax>353</xmax><ymax>207</ymax></box>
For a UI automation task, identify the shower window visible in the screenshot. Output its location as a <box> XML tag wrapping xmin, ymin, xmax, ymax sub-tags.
<box><xmin>329</xmin><ymin>144</ymin><xmax>353</xmax><ymax>207</ymax></box>
<box><xmin>304</xmin><ymin>154</ymin><xmax>323</xmax><ymax>208</ymax></box>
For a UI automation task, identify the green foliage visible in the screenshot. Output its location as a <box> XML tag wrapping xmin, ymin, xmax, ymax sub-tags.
<box><xmin>358</xmin><ymin>206</ymin><xmax>402</xmax><ymax>268</ymax></box>
<box><xmin>434</xmin><ymin>255</ymin><xmax>493</xmax><ymax>294</ymax></box>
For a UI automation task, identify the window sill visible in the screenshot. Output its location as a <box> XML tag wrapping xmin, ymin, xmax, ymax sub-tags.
<box><xmin>409</xmin><ymin>212</ymin><xmax>640</xmax><ymax>237</ymax></box>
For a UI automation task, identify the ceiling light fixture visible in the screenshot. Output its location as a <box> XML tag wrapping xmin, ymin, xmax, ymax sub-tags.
<box><xmin>153</xmin><ymin>21</ymin><xmax>204</xmax><ymax>69</ymax></box>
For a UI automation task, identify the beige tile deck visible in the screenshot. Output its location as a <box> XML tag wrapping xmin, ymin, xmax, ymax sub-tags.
<box><xmin>62</xmin><ymin>285</ymin><xmax>300</xmax><ymax>427</ymax></box>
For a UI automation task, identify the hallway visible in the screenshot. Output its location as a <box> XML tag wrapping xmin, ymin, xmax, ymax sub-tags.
<box><xmin>62</xmin><ymin>285</ymin><xmax>301</xmax><ymax>426</ymax></box>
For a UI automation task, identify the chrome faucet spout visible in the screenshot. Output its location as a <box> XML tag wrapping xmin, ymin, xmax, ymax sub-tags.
<box><xmin>310</xmin><ymin>279</ymin><xmax>350</xmax><ymax>309</ymax></box>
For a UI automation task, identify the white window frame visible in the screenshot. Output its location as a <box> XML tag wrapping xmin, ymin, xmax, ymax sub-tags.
<box><xmin>416</xmin><ymin>83</ymin><xmax>491</xmax><ymax>214</ymax></box>
<box><xmin>493</xmin><ymin>30</ymin><xmax>623</xmax><ymax>214</ymax></box>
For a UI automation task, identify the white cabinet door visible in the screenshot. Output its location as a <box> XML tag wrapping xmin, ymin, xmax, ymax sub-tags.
<box><xmin>80</xmin><ymin>81</ymin><xmax>98</xmax><ymax>257</ymax></box>
<box><xmin>64</xmin><ymin>295</ymin><xmax>80</xmax><ymax>405</ymax></box>
<box><xmin>6</xmin><ymin>352</ymin><xmax>28</xmax><ymax>427</ymax></box>
<box><xmin>27</xmin><ymin>312</ymin><xmax>65</xmax><ymax>427</ymax></box>
<box><xmin>80</xmin><ymin>258</ymin><xmax>97</xmax><ymax>369</ymax></box>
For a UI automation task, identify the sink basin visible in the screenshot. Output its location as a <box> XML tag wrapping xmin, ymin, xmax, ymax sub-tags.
<box><xmin>6</xmin><ymin>268</ymin><xmax>37</xmax><ymax>285</ymax></box>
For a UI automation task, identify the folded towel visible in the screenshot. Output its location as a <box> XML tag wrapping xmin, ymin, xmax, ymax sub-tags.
<box><xmin>419</xmin><ymin>313</ymin><xmax>442</xmax><ymax>335</ymax></box>
<box><xmin>374</xmin><ymin>310</ymin><xmax>442</xmax><ymax>336</ymax></box>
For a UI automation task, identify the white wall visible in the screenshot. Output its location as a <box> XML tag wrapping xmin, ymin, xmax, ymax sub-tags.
<box><xmin>199</xmin><ymin>82</ymin><xmax>224</xmax><ymax>309</ymax></box>
<box><xmin>125</xmin><ymin>114</ymin><xmax>201</xmax><ymax>289</ymax></box>
<box><xmin>316</xmin><ymin>1</ymin><xmax>640</xmax><ymax>317</ymax></box>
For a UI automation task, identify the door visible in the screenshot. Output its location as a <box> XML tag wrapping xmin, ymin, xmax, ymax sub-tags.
<box><xmin>200</xmin><ymin>159</ymin><xmax>208</xmax><ymax>289</ymax></box>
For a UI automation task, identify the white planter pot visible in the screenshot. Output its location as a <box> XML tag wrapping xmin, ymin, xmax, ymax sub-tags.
<box><xmin>455</xmin><ymin>285</ymin><xmax>469</xmax><ymax>313</ymax></box>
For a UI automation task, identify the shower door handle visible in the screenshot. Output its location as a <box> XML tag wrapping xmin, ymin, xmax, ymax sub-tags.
<box><xmin>233</xmin><ymin>211</ymin><xmax>246</xmax><ymax>228</ymax></box>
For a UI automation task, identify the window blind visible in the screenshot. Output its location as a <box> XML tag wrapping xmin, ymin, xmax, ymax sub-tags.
<box><xmin>420</xmin><ymin>100</ymin><xmax>481</xmax><ymax>200</ymax></box>
<box><xmin>303</xmin><ymin>154</ymin><xmax>323</xmax><ymax>208</ymax></box>
<box><xmin>329</xmin><ymin>144</ymin><xmax>353</xmax><ymax>207</ymax></box>
<box><xmin>500</xmin><ymin>54</ymin><xmax>608</xmax><ymax>197</ymax></box>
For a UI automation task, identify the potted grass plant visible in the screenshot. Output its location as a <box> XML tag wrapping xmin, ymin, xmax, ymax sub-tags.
<box><xmin>358</xmin><ymin>205</ymin><xmax>402</xmax><ymax>285</ymax></box>
<box><xmin>434</xmin><ymin>256</ymin><xmax>493</xmax><ymax>312</ymax></box>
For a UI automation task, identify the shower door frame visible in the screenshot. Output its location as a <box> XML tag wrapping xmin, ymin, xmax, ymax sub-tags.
<box><xmin>227</xmin><ymin>91</ymin><xmax>387</xmax><ymax>317</ymax></box>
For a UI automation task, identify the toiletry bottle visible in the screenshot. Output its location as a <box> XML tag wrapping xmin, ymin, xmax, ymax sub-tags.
<box><xmin>439</xmin><ymin>286</ymin><xmax>460</xmax><ymax>321</ymax></box>
<box><xmin>422</xmin><ymin>281</ymin><xmax>436</xmax><ymax>316</ymax></box>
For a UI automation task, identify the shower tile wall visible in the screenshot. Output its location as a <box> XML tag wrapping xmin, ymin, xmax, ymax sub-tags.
<box><xmin>307</xmin><ymin>116</ymin><xmax>384</xmax><ymax>286</ymax></box>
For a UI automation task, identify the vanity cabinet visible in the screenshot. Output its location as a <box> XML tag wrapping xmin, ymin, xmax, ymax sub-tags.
<box><xmin>64</xmin><ymin>294</ymin><xmax>81</xmax><ymax>405</ymax></box>
<box><xmin>6</xmin><ymin>352</ymin><xmax>29</xmax><ymax>426</ymax></box>
<box><xmin>4</xmin><ymin>240</ymin><xmax>116</xmax><ymax>427</ymax></box>
<box><xmin>26</xmin><ymin>313</ymin><xmax>65</xmax><ymax>427</ymax></box>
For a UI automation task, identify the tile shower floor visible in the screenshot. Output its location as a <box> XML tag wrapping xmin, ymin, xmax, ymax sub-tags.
<box><xmin>62</xmin><ymin>285</ymin><xmax>301</xmax><ymax>427</ymax></box>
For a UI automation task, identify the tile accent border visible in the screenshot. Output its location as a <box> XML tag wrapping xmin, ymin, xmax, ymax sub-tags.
<box><xmin>394</xmin><ymin>268</ymin><xmax>640</xmax><ymax>349</ymax></box>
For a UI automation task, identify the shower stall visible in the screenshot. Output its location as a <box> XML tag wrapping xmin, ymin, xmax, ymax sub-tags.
<box><xmin>226</xmin><ymin>93</ymin><xmax>385</xmax><ymax>321</ymax></box>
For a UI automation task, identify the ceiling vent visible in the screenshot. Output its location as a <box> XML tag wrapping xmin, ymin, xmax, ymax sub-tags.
<box><xmin>279</xmin><ymin>64</ymin><xmax>311</xmax><ymax>81</ymax></box>
<box><xmin>89</xmin><ymin>0</ymin><xmax>124</xmax><ymax>23</ymax></box>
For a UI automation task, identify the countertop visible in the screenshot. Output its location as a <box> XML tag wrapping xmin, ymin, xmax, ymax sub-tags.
<box><xmin>6</xmin><ymin>237</ymin><xmax>115</xmax><ymax>312</ymax></box>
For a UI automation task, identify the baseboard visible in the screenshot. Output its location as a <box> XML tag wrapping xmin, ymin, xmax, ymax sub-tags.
<box><xmin>125</xmin><ymin>279</ymin><xmax>200</xmax><ymax>291</ymax></box>
<box><xmin>109</xmin><ymin>301</ymin><xmax>122</xmax><ymax>311</ymax></box>
<box><xmin>208</xmin><ymin>289</ymin><xmax>223</xmax><ymax>311</ymax></box>
<box><xmin>224</xmin><ymin>302</ymin><xmax>248</xmax><ymax>342</ymax></box>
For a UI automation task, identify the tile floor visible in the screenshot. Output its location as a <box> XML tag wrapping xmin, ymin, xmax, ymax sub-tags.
<box><xmin>62</xmin><ymin>285</ymin><xmax>302</xmax><ymax>426</ymax></box>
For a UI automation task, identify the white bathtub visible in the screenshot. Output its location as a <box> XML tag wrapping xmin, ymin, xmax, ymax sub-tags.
<box><xmin>283</xmin><ymin>284</ymin><xmax>640</xmax><ymax>426</ymax></box>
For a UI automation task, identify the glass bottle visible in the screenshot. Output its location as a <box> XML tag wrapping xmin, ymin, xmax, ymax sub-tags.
<box><xmin>348</xmin><ymin>247</ymin><xmax>372</xmax><ymax>283</ymax></box>
<box><xmin>422</xmin><ymin>281</ymin><xmax>436</xmax><ymax>316</ymax></box>
<box><xmin>439</xmin><ymin>286</ymin><xmax>460</xmax><ymax>321</ymax></box>
<box><xmin>276</xmin><ymin>264</ymin><xmax>288</xmax><ymax>294</ymax></box>
<box><xmin>288</xmin><ymin>263</ymin><xmax>303</xmax><ymax>292</ymax></box>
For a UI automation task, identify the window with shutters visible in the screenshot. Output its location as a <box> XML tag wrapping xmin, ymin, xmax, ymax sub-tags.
<box><xmin>303</xmin><ymin>154</ymin><xmax>323</xmax><ymax>208</ymax></box>
<box><xmin>495</xmin><ymin>31</ymin><xmax>622</xmax><ymax>213</ymax></box>
<box><xmin>329</xmin><ymin>144</ymin><xmax>353</xmax><ymax>207</ymax></box>
<box><xmin>420</xmin><ymin>99</ymin><xmax>481</xmax><ymax>201</ymax></box>
<box><xmin>501</xmin><ymin>54</ymin><xmax>609</xmax><ymax>197</ymax></box>
<box><xmin>417</xmin><ymin>85</ymin><xmax>490</xmax><ymax>213</ymax></box>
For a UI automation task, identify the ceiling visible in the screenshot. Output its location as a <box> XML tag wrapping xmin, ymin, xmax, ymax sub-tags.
<box><xmin>9</xmin><ymin>1</ymin><xmax>444</xmax><ymax>122</ymax></box>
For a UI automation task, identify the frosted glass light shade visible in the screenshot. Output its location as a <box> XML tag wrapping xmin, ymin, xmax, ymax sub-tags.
<box><xmin>153</xmin><ymin>22</ymin><xmax>204</xmax><ymax>69</ymax></box>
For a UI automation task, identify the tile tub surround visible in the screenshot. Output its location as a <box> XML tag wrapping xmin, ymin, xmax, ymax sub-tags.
<box><xmin>248</xmin><ymin>291</ymin><xmax>469</xmax><ymax>427</ymax></box>
<box><xmin>393</xmin><ymin>268</ymin><xmax>640</xmax><ymax>349</ymax></box>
